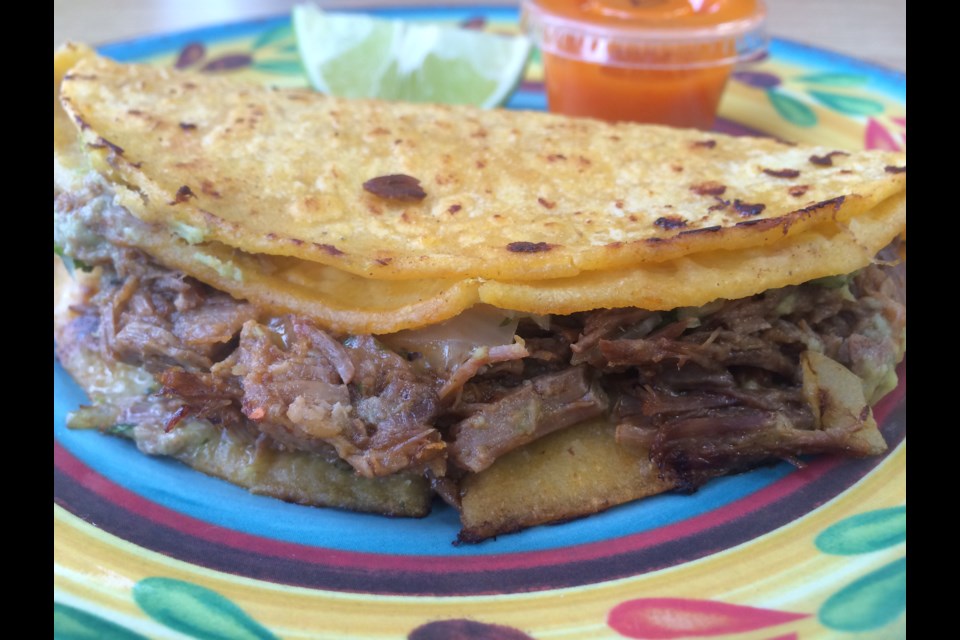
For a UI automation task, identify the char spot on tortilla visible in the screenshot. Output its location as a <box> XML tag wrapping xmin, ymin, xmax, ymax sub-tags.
<box><xmin>89</xmin><ymin>137</ymin><xmax>124</xmax><ymax>155</ymax></box>
<box><xmin>170</xmin><ymin>185</ymin><xmax>196</xmax><ymax>204</ymax></box>
<box><xmin>654</xmin><ymin>215</ymin><xmax>688</xmax><ymax>230</ymax></box>
<box><xmin>708</xmin><ymin>197</ymin><xmax>731</xmax><ymax>212</ymax></box>
<box><xmin>678</xmin><ymin>225</ymin><xmax>722</xmax><ymax>236</ymax></box>
<box><xmin>794</xmin><ymin>195</ymin><xmax>846</xmax><ymax>216</ymax></box>
<box><xmin>690</xmin><ymin>181</ymin><xmax>727</xmax><ymax>196</ymax></box>
<box><xmin>317</xmin><ymin>243</ymin><xmax>345</xmax><ymax>256</ymax></box>
<box><xmin>762</xmin><ymin>168</ymin><xmax>801</xmax><ymax>179</ymax></box>
<box><xmin>789</xmin><ymin>185</ymin><xmax>810</xmax><ymax>198</ymax></box>
<box><xmin>809</xmin><ymin>151</ymin><xmax>850</xmax><ymax>167</ymax></box>
<box><xmin>733</xmin><ymin>200</ymin><xmax>766</xmax><ymax>217</ymax></box>
<box><xmin>885</xmin><ymin>165</ymin><xmax>906</xmax><ymax>174</ymax></box>
<box><xmin>735</xmin><ymin>217</ymin><xmax>781</xmax><ymax>229</ymax></box>
<box><xmin>507</xmin><ymin>241</ymin><xmax>554</xmax><ymax>253</ymax></box>
<box><xmin>362</xmin><ymin>174</ymin><xmax>427</xmax><ymax>201</ymax></box>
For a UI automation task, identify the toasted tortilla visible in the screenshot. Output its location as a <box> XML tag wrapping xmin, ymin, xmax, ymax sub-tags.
<box><xmin>480</xmin><ymin>192</ymin><xmax>906</xmax><ymax>313</ymax></box>
<box><xmin>58</xmin><ymin>47</ymin><xmax>905</xmax><ymax>284</ymax></box>
<box><xmin>54</xmin><ymin>46</ymin><xmax>906</xmax><ymax>334</ymax></box>
<box><xmin>458</xmin><ymin>418</ymin><xmax>674</xmax><ymax>542</ymax></box>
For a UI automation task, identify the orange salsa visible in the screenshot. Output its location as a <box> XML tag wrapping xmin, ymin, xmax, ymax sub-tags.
<box><xmin>523</xmin><ymin>0</ymin><xmax>766</xmax><ymax>129</ymax></box>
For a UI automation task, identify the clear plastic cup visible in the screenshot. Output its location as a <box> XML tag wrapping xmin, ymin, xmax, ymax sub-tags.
<box><xmin>521</xmin><ymin>0</ymin><xmax>768</xmax><ymax>129</ymax></box>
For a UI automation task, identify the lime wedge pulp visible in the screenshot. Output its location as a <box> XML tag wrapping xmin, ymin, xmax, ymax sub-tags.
<box><xmin>292</xmin><ymin>4</ymin><xmax>532</xmax><ymax>108</ymax></box>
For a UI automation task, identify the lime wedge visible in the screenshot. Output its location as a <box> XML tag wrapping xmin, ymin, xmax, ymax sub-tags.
<box><xmin>292</xmin><ymin>5</ymin><xmax>531</xmax><ymax>108</ymax></box>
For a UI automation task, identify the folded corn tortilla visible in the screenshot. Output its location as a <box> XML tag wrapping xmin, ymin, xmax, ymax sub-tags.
<box><xmin>53</xmin><ymin>44</ymin><xmax>906</xmax><ymax>541</ymax></box>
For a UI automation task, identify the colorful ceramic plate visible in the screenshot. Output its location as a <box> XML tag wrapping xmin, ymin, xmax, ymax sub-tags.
<box><xmin>54</xmin><ymin>6</ymin><xmax>906</xmax><ymax>639</ymax></box>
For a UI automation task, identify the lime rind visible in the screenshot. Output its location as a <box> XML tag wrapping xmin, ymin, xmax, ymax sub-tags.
<box><xmin>293</xmin><ymin>7</ymin><xmax>402</xmax><ymax>98</ymax></box>
<box><xmin>293</xmin><ymin>4</ymin><xmax>531</xmax><ymax>108</ymax></box>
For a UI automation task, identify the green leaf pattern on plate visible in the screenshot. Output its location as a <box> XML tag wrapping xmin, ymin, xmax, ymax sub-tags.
<box><xmin>815</xmin><ymin>507</ymin><xmax>906</xmax><ymax>632</ymax></box>
<box><xmin>815</xmin><ymin>506</ymin><xmax>905</xmax><ymax>555</ymax></box>
<box><xmin>808</xmin><ymin>90</ymin><xmax>885</xmax><ymax>116</ymax></box>
<box><xmin>819</xmin><ymin>558</ymin><xmax>907</xmax><ymax>632</ymax></box>
<box><xmin>132</xmin><ymin>577</ymin><xmax>278</xmax><ymax>640</ymax></box>
<box><xmin>253</xmin><ymin>59</ymin><xmax>306</xmax><ymax>75</ymax></box>
<box><xmin>734</xmin><ymin>63</ymin><xmax>901</xmax><ymax>133</ymax></box>
<box><xmin>795</xmin><ymin>72</ymin><xmax>869</xmax><ymax>86</ymax></box>
<box><xmin>766</xmin><ymin>90</ymin><xmax>818</xmax><ymax>127</ymax></box>
<box><xmin>251</xmin><ymin>24</ymin><xmax>294</xmax><ymax>50</ymax></box>
<box><xmin>54</xmin><ymin>603</ymin><xmax>149</xmax><ymax>640</ymax></box>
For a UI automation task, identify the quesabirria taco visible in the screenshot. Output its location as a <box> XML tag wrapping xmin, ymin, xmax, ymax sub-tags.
<box><xmin>54</xmin><ymin>44</ymin><xmax>905</xmax><ymax>542</ymax></box>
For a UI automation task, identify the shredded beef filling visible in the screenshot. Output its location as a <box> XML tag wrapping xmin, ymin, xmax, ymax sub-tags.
<box><xmin>76</xmin><ymin>252</ymin><xmax>903</xmax><ymax>486</ymax></box>
<box><xmin>96</xmin><ymin>261</ymin><xmax>258</xmax><ymax>374</ymax></box>
<box><xmin>56</xmin><ymin>182</ymin><xmax>905</xmax><ymax>487</ymax></box>
<box><xmin>448</xmin><ymin>365</ymin><xmax>608</xmax><ymax>473</ymax></box>
<box><xmin>157</xmin><ymin>313</ymin><xmax>448</xmax><ymax>477</ymax></box>
<box><xmin>573</xmin><ymin>260</ymin><xmax>904</xmax><ymax>489</ymax></box>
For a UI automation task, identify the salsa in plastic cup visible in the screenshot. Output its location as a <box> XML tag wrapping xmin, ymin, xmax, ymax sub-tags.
<box><xmin>521</xmin><ymin>0</ymin><xmax>767</xmax><ymax>129</ymax></box>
